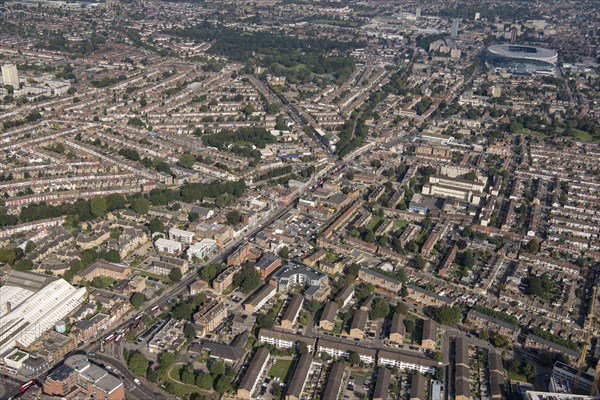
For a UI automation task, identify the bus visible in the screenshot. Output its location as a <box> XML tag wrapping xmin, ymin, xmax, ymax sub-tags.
<box><xmin>20</xmin><ymin>379</ymin><xmax>35</xmax><ymax>393</ymax></box>
<box><xmin>115</xmin><ymin>334</ymin><xmax>124</xmax><ymax>343</ymax></box>
<box><xmin>104</xmin><ymin>334</ymin><xmax>115</xmax><ymax>343</ymax></box>
<box><xmin>150</xmin><ymin>305</ymin><xmax>160</xmax><ymax>313</ymax></box>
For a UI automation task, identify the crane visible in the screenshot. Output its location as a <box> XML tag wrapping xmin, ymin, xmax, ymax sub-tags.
<box><xmin>574</xmin><ymin>286</ymin><xmax>597</xmax><ymax>393</ymax></box>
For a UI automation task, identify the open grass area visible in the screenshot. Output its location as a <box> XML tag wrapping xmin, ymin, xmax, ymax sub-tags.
<box><xmin>367</xmin><ymin>215</ymin><xmax>383</xmax><ymax>230</ymax></box>
<box><xmin>268</xmin><ymin>359</ymin><xmax>292</xmax><ymax>380</ymax></box>
<box><xmin>311</xmin><ymin>18</ymin><xmax>360</xmax><ymax>28</ymax></box>
<box><xmin>393</xmin><ymin>219</ymin><xmax>409</xmax><ymax>230</ymax></box>
<box><xmin>168</xmin><ymin>365</ymin><xmax>206</xmax><ymax>398</ymax></box>
<box><xmin>506</xmin><ymin>370</ymin><xmax>528</xmax><ymax>383</ymax></box>
<box><xmin>136</xmin><ymin>269</ymin><xmax>172</xmax><ymax>283</ymax></box>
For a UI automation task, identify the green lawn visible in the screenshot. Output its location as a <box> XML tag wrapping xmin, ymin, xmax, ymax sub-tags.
<box><xmin>137</xmin><ymin>269</ymin><xmax>172</xmax><ymax>283</ymax></box>
<box><xmin>393</xmin><ymin>219</ymin><xmax>409</xmax><ymax>230</ymax></box>
<box><xmin>507</xmin><ymin>370</ymin><xmax>528</xmax><ymax>383</ymax></box>
<box><xmin>367</xmin><ymin>215</ymin><xmax>383</xmax><ymax>230</ymax></box>
<box><xmin>311</xmin><ymin>18</ymin><xmax>360</xmax><ymax>27</ymax></box>
<box><xmin>269</xmin><ymin>359</ymin><xmax>292</xmax><ymax>380</ymax></box>
<box><xmin>168</xmin><ymin>365</ymin><xmax>206</xmax><ymax>398</ymax></box>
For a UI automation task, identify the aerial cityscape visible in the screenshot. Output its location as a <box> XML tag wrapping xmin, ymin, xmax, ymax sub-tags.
<box><xmin>0</xmin><ymin>0</ymin><xmax>599</xmax><ymax>399</ymax></box>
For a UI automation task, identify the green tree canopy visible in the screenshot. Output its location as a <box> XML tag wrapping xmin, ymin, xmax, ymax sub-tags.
<box><xmin>169</xmin><ymin>267</ymin><xmax>182</xmax><ymax>283</ymax></box>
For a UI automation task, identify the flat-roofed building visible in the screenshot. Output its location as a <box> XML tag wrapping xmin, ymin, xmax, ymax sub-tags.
<box><xmin>154</xmin><ymin>238</ymin><xmax>182</xmax><ymax>254</ymax></box>
<box><xmin>255</xmin><ymin>252</ymin><xmax>282</xmax><ymax>278</ymax></box>
<box><xmin>322</xmin><ymin>363</ymin><xmax>345</xmax><ymax>400</ymax></box>
<box><xmin>319</xmin><ymin>302</ymin><xmax>339</xmax><ymax>331</ymax></box>
<box><xmin>285</xmin><ymin>353</ymin><xmax>313</xmax><ymax>400</ymax></box>
<box><xmin>281</xmin><ymin>295</ymin><xmax>303</xmax><ymax>330</ymax></box>
<box><xmin>377</xmin><ymin>349</ymin><xmax>439</xmax><ymax>374</ymax></box>
<box><xmin>212</xmin><ymin>265</ymin><xmax>241</xmax><ymax>293</ymax></box>
<box><xmin>244</xmin><ymin>284</ymin><xmax>277</xmax><ymax>313</ymax></box>
<box><xmin>389</xmin><ymin>313</ymin><xmax>405</xmax><ymax>344</ymax></box>
<box><xmin>317</xmin><ymin>338</ymin><xmax>377</xmax><ymax>364</ymax></box>
<box><xmin>237</xmin><ymin>348</ymin><xmax>270</xmax><ymax>399</ymax></box>
<box><xmin>0</xmin><ymin>271</ymin><xmax>87</xmax><ymax>356</ymax></box>
<box><xmin>349</xmin><ymin>309</ymin><xmax>368</xmax><ymax>339</ymax></box>
<box><xmin>258</xmin><ymin>328</ymin><xmax>316</xmax><ymax>353</ymax></box>
<box><xmin>169</xmin><ymin>227</ymin><xmax>195</xmax><ymax>244</ymax></box>
<box><xmin>373</xmin><ymin>367</ymin><xmax>391</xmax><ymax>400</ymax></box>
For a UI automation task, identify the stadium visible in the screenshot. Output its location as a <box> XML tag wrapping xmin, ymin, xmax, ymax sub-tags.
<box><xmin>486</xmin><ymin>44</ymin><xmax>558</xmax><ymax>74</ymax></box>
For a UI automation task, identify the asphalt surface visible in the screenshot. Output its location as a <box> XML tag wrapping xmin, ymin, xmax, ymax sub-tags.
<box><xmin>72</xmin><ymin>203</ymin><xmax>295</xmax><ymax>397</ymax></box>
<box><xmin>90</xmin><ymin>352</ymin><xmax>164</xmax><ymax>400</ymax></box>
<box><xmin>0</xmin><ymin>376</ymin><xmax>22</xmax><ymax>400</ymax></box>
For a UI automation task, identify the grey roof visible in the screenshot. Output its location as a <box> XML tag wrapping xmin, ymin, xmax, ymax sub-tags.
<box><xmin>282</xmin><ymin>295</ymin><xmax>303</xmax><ymax>323</ymax></box>
<box><xmin>373</xmin><ymin>367</ymin><xmax>391</xmax><ymax>400</ymax></box>
<box><xmin>468</xmin><ymin>309</ymin><xmax>519</xmax><ymax>331</ymax></box>
<box><xmin>350</xmin><ymin>309</ymin><xmax>368</xmax><ymax>331</ymax></box>
<box><xmin>285</xmin><ymin>353</ymin><xmax>313</xmax><ymax>399</ymax></box>
<box><xmin>526</xmin><ymin>334</ymin><xmax>580</xmax><ymax>358</ymax></box>
<box><xmin>390</xmin><ymin>313</ymin><xmax>405</xmax><ymax>336</ymax></box>
<box><xmin>410</xmin><ymin>373</ymin><xmax>426</xmax><ymax>400</ymax></box>
<box><xmin>238</xmin><ymin>348</ymin><xmax>270</xmax><ymax>393</ymax></box>
<box><xmin>320</xmin><ymin>302</ymin><xmax>339</xmax><ymax>324</ymax></box>
<box><xmin>322</xmin><ymin>363</ymin><xmax>345</xmax><ymax>400</ymax></box>
<box><xmin>5</xmin><ymin>270</ymin><xmax>58</xmax><ymax>291</ymax></box>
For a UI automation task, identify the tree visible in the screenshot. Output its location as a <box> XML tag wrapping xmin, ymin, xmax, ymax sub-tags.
<box><xmin>173</xmin><ymin>303</ymin><xmax>192</xmax><ymax>320</ymax></box>
<box><xmin>130</xmin><ymin>292</ymin><xmax>146</xmax><ymax>309</ymax></box>
<box><xmin>243</xmin><ymin>104</ymin><xmax>254</xmax><ymax>116</ymax></box>
<box><xmin>233</xmin><ymin>265</ymin><xmax>263</xmax><ymax>294</ymax></box>
<box><xmin>106</xmin><ymin>194</ymin><xmax>126</xmax><ymax>211</ymax></box>
<box><xmin>479</xmin><ymin>330</ymin><xmax>490</xmax><ymax>341</ymax></box>
<box><xmin>404</xmin><ymin>319</ymin><xmax>416</xmax><ymax>334</ymax></box>
<box><xmin>414</xmin><ymin>255</ymin><xmax>426</xmax><ymax>270</ymax></box>
<box><xmin>433</xmin><ymin>351</ymin><xmax>443</xmax><ymax>361</ymax></box>
<box><xmin>169</xmin><ymin>267</ymin><xmax>182</xmax><ymax>283</ymax></box>
<box><xmin>181</xmin><ymin>369</ymin><xmax>195</xmax><ymax>385</ymax></box>
<box><xmin>196</xmin><ymin>373</ymin><xmax>213</xmax><ymax>390</ymax></box>
<box><xmin>297</xmin><ymin>341</ymin><xmax>308</xmax><ymax>354</ymax></box>
<box><xmin>494</xmin><ymin>334</ymin><xmax>509</xmax><ymax>348</ymax></box>
<box><xmin>183</xmin><ymin>322</ymin><xmax>196</xmax><ymax>340</ymax></box>
<box><xmin>127</xmin><ymin>351</ymin><xmax>148</xmax><ymax>376</ymax></box>
<box><xmin>356</xmin><ymin>283</ymin><xmax>375</xmax><ymax>302</ymax></box>
<box><xmin>266</xmin><ymin>103</ymin><xmax>280</xmax><ymax>114</ymax></box>
<box><xmin>226</xmin><ymin>210</ymin><xmax>242</xmax><ymax>225</ymax></box>
<box><xmin>14</xmin><ymin>259</ymin><xmax>33</xmax><ymax>271</ymax></box>
<box><xmin>210</xmin><ymin>360</ymin><xmax>225</xmax><ymax>376</ymax></box>
<box><xmin>364</xmin><ymin>230</ymin><xmax>376</xmax><ymax>243</ymax></box>
<box><xmin>179</xmin><ymin>154</ymin><xmax>196</xmax><ymax>169</ymax></box>
<box><xmin>369</xmin><ymin>298</ymin><xmax>390</xmax><ymax>320</ymax></box>
<box><xmin>214</xmin><ymin>375</ymin><xmax>231</xmax><ymax>394</ymax></box>
<box><xmin>90</xmin><ymin>197</ymin><xmax>107</xmax><ymax>217</ymax></box>
<box><xmin>132</xmin><ymin>198</ymin><xmax>150</xmax><ymax>214</ymax></box>
<box><xmin>348</xmin><ymin>351</ymin><xmax>361</xmax><ymax>366</ymax></box>
<box><xmin>461</xmin><ymin>250</ymin><xmax>474</xmax><ymax>269</ymax></box>
<box><xmin>434</xmin><ymin>305</ymin><xmax>462</xmax><ymax>325</ymax></box>
<box><xmin>280</xmin><ymin>246</ymin><xmax>289</xmax><ymax>259</ymax></box>
<box><xmin>201</xmin><ymin>264</ymin><xmax>217</xmax><ymax>282</ymax></box>
<box><xmin>525</xmin><ymin>238</ymin><xmax>540</xmax><ymax>254</ymax></box>
<box><xmin>148</xmin><ymin>217</ymin><xmax>165</xmax><ymax>234</ymax></box>
<box><xmin>159</xmin><ymin>352</ymin><xmax>178</xmax><ymax>369</ymax></box>
<box><xmin>396</xmin><ymin>303</ymin><xmax>409</xmax><ymax>315</ymax></box>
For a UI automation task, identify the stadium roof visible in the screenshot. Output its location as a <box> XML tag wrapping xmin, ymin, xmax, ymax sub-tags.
<box><xmin>487</xmin><ymin>44</ymin><xmax>558</xmax><ymax>64</ymax></box>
